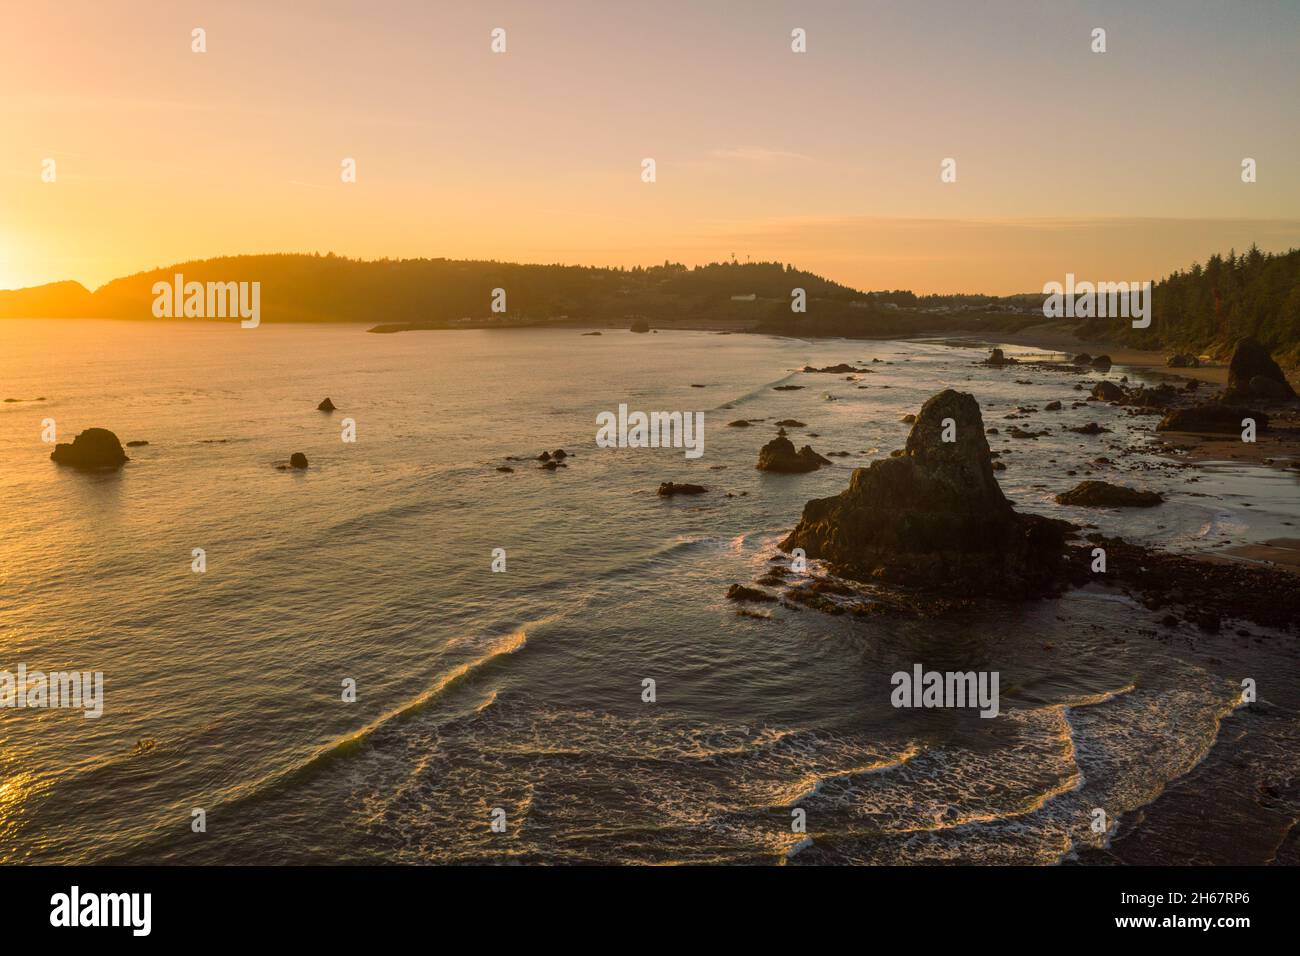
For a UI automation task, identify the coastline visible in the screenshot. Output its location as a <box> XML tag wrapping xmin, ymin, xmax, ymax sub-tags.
<box><xmin>985</xmin><ymin>322</ymin><xmax>1233</xmax><ymax>386</ymax></box>
<box><xmin>999</xmin><ymin>328</ymin><xmax>1300</xmax><ymax>575</ymax></box>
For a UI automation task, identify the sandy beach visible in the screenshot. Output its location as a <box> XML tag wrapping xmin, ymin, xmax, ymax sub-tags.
<box><xmin>989</xmin><ymin>322</ymin><xmax>1238</xmax><ymax>384</ymax></box>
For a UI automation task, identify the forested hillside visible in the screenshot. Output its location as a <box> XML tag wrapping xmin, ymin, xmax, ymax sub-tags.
<box><xmin>0</xmin><ymin>255</ymin><xmax>862</xmax><ymax>326</ymax></box>
<box><xmin>1079</xmin><ymin>246</ymin><xmax>1300</xmax><ymax>365</ymax></box>
<box><xmin>4</xmin><ymin>248</ymin><xmax>1298</xmax><ymax>365</ymax></box>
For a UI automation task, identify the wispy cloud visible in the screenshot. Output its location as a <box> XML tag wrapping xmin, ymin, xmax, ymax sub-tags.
<box><xmin>707</xmin><ymin>147</ymin><xmax>815</xmax><ymax>164</ymax></box>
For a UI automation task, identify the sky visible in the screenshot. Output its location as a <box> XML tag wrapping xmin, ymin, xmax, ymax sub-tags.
<box><xmin>1</xmin><ymin>0</ymin><xmax>1297</xmax><ymax>294</ymax></box>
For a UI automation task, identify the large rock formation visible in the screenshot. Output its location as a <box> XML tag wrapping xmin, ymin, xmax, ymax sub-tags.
<box><xmin>50</xmin><ymin>428</ymin><xmax>129</xmax><ymax>469</ymax></box>
<box><xmin>757</xmin><ymin>436</ymin><xmax>831</xmax><ymax>473</ymax></box>
<box><xmin>779</xmin><ymin>390</ymin><xmax>1068</xmax><ymax>596</ymax></box>
<box><xmin>1157</xmin><ymin>404</ymin><xmax>1268</xmax><ymax>434</ymax></box>
<box><xmin>1224</xmin><ymin>337</ymin><xmax>1295</xmax><ymax>403</ymax></box>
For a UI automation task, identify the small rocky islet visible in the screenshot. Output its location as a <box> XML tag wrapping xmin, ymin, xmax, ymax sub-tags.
<box><xmin>756</xmin><ymin>435</ymin><xmax>831</xmax><ymax>473</ymax></box>
<box><xmin>49</xmin><ymin>428</ymin><xmax>130</xmax><ymax>469</ymax></box>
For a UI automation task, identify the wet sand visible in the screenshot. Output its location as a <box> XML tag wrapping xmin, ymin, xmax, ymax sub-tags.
<box><xmin>1197</xmin><ymin>539</ymin><xmax>1300</xmax><ymax>575</ymax></box>
<box><xmin>1156</xmin><ymin>414</ymin><xmax>1300</xmax><ymax>468</ymax></box>
<box><xmin>972</xmin><ymin>323</ymin><xmax>1300</xmax><ymax>473</ymax></box>
<box><xmin>988</xmin><ymin>322</ymin><xmax>1234</xmax><ymax>386</ymax></box>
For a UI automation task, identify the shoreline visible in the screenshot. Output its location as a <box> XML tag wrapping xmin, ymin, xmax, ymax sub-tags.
<box><xmin>985</xmin><ymin>322</ymin><xmax>1234</xmax><ymax>385</ymax></box>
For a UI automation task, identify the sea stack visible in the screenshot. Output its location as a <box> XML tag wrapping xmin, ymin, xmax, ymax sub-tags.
<box><xmin>983</xmin><ymin>348</ymin><xmax>1011</xmax><ymax>366</ymax></box>
<box><xmin>1223</xmin><ymin>336</ymin><xmax>1296</xmax><ymax>403</ymax></box>
<box><xmin>779</xmin><ymin>389</ymin><xmax>1068</xmax><ymax>596</ymax></box>
<box><xmin>49</xmin><ymin>428</ymin><xmax>129</xmax><ymax>470</ymax></box>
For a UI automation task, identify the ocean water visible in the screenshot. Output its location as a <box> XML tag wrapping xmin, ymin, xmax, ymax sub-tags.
<box><xmin>1</xmin><ymin>319</ymin><xmax>1297</xmax><ymax>864</ymax></box>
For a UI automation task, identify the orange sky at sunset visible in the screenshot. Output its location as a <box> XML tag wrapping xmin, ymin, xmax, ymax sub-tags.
<box><xmin>2</xmin><ymin>0</ymin><xmax>1297</xmax><ymax>294</ymax></box>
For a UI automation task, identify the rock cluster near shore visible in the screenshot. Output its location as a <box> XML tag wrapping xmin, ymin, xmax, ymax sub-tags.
<box><xmin>802</xmin><ymin>363</ymin><xmax>865</xmax><ymax>374</ymax></box>
<box><xmin>50</xmin><ymin>428</ymin><xmax>129</xmax><ymax>470</ymax></box>
<box><xmin>779</xmin><ymin>389</ymin><xmax>1069</xmax><ymax>596</ymax></box>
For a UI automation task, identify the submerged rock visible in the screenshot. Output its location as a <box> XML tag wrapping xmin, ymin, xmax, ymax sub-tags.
<box><xmin>317</xmin><ymin>397</ymin><xmax>336</xmax><ymax>412</ymax></box>
<box><xmin>289</xmin><ymin>452</ymin><xmax>309</xmax><ymax>469</ymax></box>
<box><xmin>1055</xmin><ymin>481</ymin><xmax>1162</xmax><ymax>508</ymax></box>
<box><xmin>726</xmin><ymin>584</ymin><xmax>778</xmax><ymax>603</ymax></box>
<box><xmin>757</xmin><ymin>436</ymin><xmax>831</xmax><ymax>473</ymax></box>
<box><xmin>779</xmin><ymin>389</ymin><xmax>1068</xmax><ymax>596</ymax></box>
<box><xmin>1224</xmin><ymin>337</ymin><xmax>1295</xmax><ymax>403</ymax></box>
<box><xmin>657</xmin><ymin>482</ymin><xmax>707</xmax><ymax>497</ymax></box>
<box><xmin>50</xmin><ymin>428</ymin><xmax>129</xmax><ymax>470</ymax></box>
<box><xmin>803</xmin><ymin>363</ymin><xmax>863</xmax><ymax>374</ymax></box>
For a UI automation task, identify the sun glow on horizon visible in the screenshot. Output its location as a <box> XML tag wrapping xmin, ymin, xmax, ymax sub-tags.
<box><xmin>1</xmin><ymin>1</ymin><xmax>1297</xmax><ymax>295</ymax></box>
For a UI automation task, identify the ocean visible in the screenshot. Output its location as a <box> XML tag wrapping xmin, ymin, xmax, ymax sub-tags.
<box><xmin>1</xmin><ymin>319</ymin><xmax>1297</xmax><ymax>864</ymax></box>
